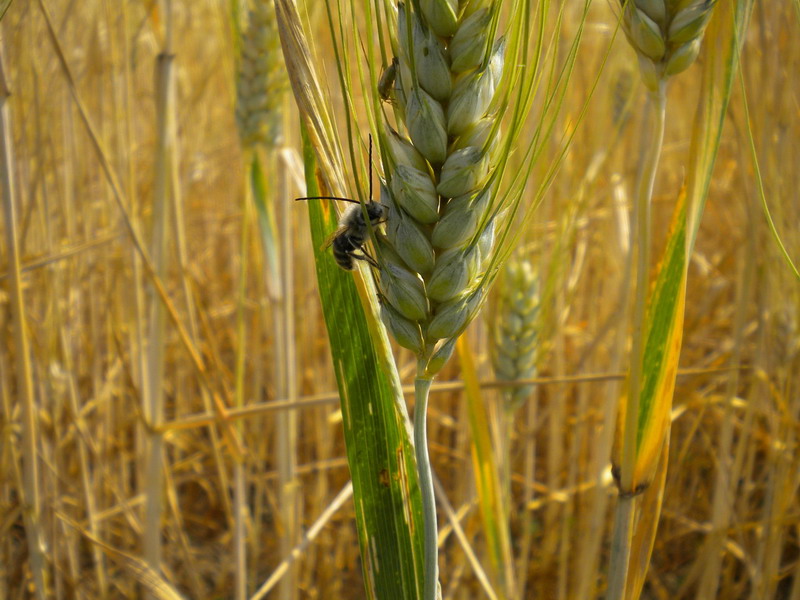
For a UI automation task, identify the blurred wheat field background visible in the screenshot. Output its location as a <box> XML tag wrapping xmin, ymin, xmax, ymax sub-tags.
<box><xmin>1</xmin><ymin>1</ymin><xmax>799</xmax><ymax>599</ymax></box>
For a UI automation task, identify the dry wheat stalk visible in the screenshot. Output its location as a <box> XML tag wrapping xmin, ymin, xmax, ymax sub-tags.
<box><xmin>235</xmin><ymin>4</ymin><xmax>291</xmax><ymax>598</ymax></box>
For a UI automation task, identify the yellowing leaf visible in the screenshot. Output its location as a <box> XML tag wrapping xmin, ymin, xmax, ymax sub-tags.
<box><xmin>613</xmin><ymin>187</ymin><xmax>686</xmax><ymax>493</ymax></box>
<box><xmin>458</xmin><ymin>336</ymin><xmax>515</xmax><ymax>598</ymax></box>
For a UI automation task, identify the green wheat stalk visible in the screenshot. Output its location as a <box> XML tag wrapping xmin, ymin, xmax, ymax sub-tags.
<box><xmin>608</xmin><ymin>2</ymin><xmax>719</xmax><ymax>599</ymax></box>
<box><xmin>234</xmin><ymin>2</ymin><xmax>290</xmax><ymax>599</ymax></box>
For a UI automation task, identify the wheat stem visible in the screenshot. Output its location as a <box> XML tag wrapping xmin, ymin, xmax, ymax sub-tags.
<box><xmin>623</xmin><ymin>82</ymin><xmax>666</xmax><ymax>491</ymax></box>
<box><xmin>607</xmin><ymin>80</ymin><xmax>666</xmax><ymax>600</ymax></box>
<box><xmin>415</xmin><ymin>365</ymin><xmax>438</xmax><ymax>600</ymax></box>
<box><xmin>236</xmin><ymin>2</ymin><xmax>293</xmax><ymax>593</ymax></box>
<box><xmin>143</xmin><ymin>3</ymin><xmax>177</xmax><ymax>594</ymax></box>
<box><xmin>607</xmin><ymin>496</ymin><xmax>636</xmax><ymax>600</ymax></box>
<box><xmin>0</xmin><ymin>36</ymin><xmax>48</xmax><ymax>600</ymax></box>
<box><xmin>233</xmin><ymin>149</ymin><xmax>255</xmax><ymax>600</ymax></box>
<box><xmin>274</xmin><ymin>152</ymin><xmax>299</xmax><ymax>600</ymax></box>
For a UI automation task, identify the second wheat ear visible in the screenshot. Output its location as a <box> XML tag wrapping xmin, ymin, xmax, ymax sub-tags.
<box><xmin>618</xmin><ymin>0</ymin><xmax>719</xmax><ymax>91</ymax></box>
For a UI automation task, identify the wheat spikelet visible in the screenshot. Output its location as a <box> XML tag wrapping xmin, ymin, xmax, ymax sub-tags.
<box><xmin>491</xmin><ymin>258</ymin><xmax>540</xmax><ymax>410</ymax></box>
<box><xmin>236</xmin><ymin>0</ymin><xmax>287</xmax><ymax>149</ymax></box>
<box><xmin>377</xmin><ymin>0</ymin><xmax>505</xmax><ymax>374</ymax></box>
<box><xmin>619</xmin><ymin>0</ymin><xmax>718</xmax><ymax>89</ymax></box>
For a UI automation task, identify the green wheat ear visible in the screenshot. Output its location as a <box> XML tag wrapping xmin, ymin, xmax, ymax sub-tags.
<box><xmin>236</xmin><ymin>0</ymin><xmax>287</xmax><ymax>149</ymax></box>
<box><xmin>364</xmin><ymin>2</ymin><xmax>521</xmax><ymax>597</ymax></box>
<box><xmin>376</xmin><ymin>0</ymin><xmax>506</xmax><ymax>375</ymax></box>
<box><xmin>492</xmin><ymin>258</ymin><xmax>540</xmax><ymax>411</ymax></box>
<box><xmin>619</xmin><ymin>0</ymin><xmax>718</xmax><ymax>90</ymax></box>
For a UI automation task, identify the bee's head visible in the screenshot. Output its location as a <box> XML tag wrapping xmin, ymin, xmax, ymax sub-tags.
<box><xmin>367</xmin><ymin>201</ymin><xmax>388</xmax><ymax>223</ymax></box>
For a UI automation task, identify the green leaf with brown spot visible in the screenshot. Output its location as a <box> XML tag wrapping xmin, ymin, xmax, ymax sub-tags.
<box><xmin>301</xmin><ymin>125</ymin><xmax>424</xmax><ymax>600</ymax></box>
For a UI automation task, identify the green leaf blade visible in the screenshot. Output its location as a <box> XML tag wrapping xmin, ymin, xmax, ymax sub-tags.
<box><xmin>301</xmin><ymin>127</ymin><xmax>424</xmax><ymax>600</ymax></box>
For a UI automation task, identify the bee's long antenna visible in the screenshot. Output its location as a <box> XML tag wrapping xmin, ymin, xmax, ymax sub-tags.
<box><xmin>298</xmin><ymin>135</ymin><xmax>375</xmax><ymax>205</ymax></box>
<box><xmin>368</xmin><ymin>134</ymin><xmax>373</xmax><ymax>202</ymax></box>
<box><xmin>295</xmin><ymin>196</ymin><xmax>361</xmax><ymax>204</ymax></box>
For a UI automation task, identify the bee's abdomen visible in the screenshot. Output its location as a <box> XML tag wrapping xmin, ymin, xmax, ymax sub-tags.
<box><xmin>332</xmin><ymin>234</ymin><xmax>361</xmax><ymax>270</ymax></box>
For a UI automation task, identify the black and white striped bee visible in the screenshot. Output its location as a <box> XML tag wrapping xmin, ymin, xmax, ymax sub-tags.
<box><xmin>296</xmin><ymin>135</ymin><xmax>387</xmax><ymax>270</ymax></box>
<box><xmin>324</xmin><ymin>200</ymin><xmax>386</xmax><ymax>270</ymax></box>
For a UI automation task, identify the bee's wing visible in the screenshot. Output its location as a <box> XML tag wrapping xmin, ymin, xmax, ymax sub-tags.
<box><xmin>322</xmin><ymin>225</ymin><xmax>348</xmax><ymax>250</ymax></box>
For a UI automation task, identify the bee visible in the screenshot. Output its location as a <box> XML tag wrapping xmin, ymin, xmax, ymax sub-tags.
<box><xmin>296</xmin><ymin>135</ymin><xmax>387</xmax><ymax>270</ymax></box>
<box><xmin>325</xmin><ymin>200</ymin><xmax>386</xmax><ymax>270</ymax></box>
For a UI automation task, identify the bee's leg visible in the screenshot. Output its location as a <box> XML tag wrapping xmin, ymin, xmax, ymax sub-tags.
<box><xmin>352</xmin><ymin>250</ymin><xmax>380</xmax><ymax>269</ymax></box>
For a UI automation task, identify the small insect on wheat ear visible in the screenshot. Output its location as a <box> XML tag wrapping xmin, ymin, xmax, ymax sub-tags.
<box><xmin>378</xmin><ymin>57</ymin><xmax>400</xmax><ymax>103</ymax></box>
<box><xmin>295</xmin><ymin>135</ymin><xmax>388</xmax><ymax>270</ymax></box>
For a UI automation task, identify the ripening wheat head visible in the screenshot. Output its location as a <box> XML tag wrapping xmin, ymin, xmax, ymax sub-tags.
<box><xmin>619</xmin><ymin>0</ymin><xmax>718</xmax><ymax>89</ymax></box>
<box><xmin>376</xmin><ymin>0</ymin><xmax>509</xmax><ymax>374</ymax></box>
<box><xmin>492</xmin><ymin>258</ymin><xmax>540</xmax><ymax>410</ymax></box>
<box><xmin>236</xmin><ymin>0</ymin><xmax>287</xmax><ymax>149</ymax></box>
